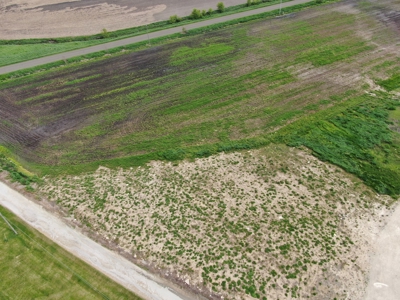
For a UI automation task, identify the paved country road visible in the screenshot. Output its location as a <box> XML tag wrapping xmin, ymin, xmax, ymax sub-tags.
<box><xmin>0</xmin><ymin>0</ymin><xmax>314</xmax><ymax>75</ymax></box>
<box><xmin>0</xmin><ymin>181</ymin><xmax>190</xmax><ymax>300</ymax></box>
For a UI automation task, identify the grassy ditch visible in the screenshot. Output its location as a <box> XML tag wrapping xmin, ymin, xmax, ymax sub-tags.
<box><xmin>0</xmin><ymin>206</ymin><xmax>141</xmax><ymax>299</ymax></box>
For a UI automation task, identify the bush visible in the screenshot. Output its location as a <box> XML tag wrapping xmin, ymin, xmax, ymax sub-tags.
<box><xmin>169</xmin><ymin>15</ymin><xmax>181</xmax><ymax>23</ymax></box>
<box><xmin>208</xmin><ymin>8</ymin><xmax>213</xmax><ymax>15</ymax></box>
<box><xmin>217</xmin><ymin>2</ymin><xmax>225</xmax><ymax>12</ymax></box>
<box><xmin>190</xmin><ymin>8</ymin><xmax>203</xmax><ymax>19</ymax></box>
<box><xmin>247</xmin><ymin>0</ymin><xmax>252</xmax><ymax>6</ymax></box>
<box><xmin>100</xmin><ymin>28</ymin><xmax>109</xmax><ymax>39</ymax></box>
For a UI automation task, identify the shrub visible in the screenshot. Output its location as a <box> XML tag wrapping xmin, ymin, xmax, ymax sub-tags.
<box><xmin>169</xmin><ymin>15</ymin><xmax>181</xmax><ymax>23</ymax></box>
<box><xmin>100</xmin><ymin>28</ymin><xmax>109</xmax><ymax>39</ymax></box>
<box><xmin>247</xmin><ymin>0</ymin><xmax>252</xmax><ymax>6</ymax></box>
<box><xmin>190</xmin><ymin>8</ymin><xmax>203</xmax><ymax>19</ymax></box>
<box><xmin>208</xmin><ymin>8</ymin><xmax>213</xmax><ymax>15</ymax></box>
<box><xmin>217</xmin><ymin>2</ymin><xmax>225</xmax><ymax>12</ymax></box>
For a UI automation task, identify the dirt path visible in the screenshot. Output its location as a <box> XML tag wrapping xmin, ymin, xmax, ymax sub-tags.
<box><xmin>0</xmin><ymin>0</ymin><xmax>313</xmax><ymax>75</ymax></box>
<box><xmin>364</xmin><ymin>202</ymin><xmax>400</xmax><ymax>300</ymax></box>
<box><xmin>0</xmin><ymin>181</ymin><xmax>190</xmax><ymax>300</ymax></box>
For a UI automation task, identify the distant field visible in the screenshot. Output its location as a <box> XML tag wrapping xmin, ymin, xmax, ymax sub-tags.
<box><xmin>0</xmin><ymin>205</ymin><xmax>141</xmax><ymax>299</ymax></box>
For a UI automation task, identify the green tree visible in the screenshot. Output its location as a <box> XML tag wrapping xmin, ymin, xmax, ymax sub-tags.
<box><xmin>190</xmin><ymin>8</ymin><xmax>203</xmax><ymax>19</ymax></box>
<box><xmin>169</xmin><ymin>15</ymin><xmax>181</xmax><ymax>23</ymax></box>
<box><xmin>217</xmin><ymin>2</ymin><xmax>225</xmax><ymax>12</ymax></box>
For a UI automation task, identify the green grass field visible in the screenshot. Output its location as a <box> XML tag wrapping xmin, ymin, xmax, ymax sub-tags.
<box><xmin>0</xmin><ymin>205</ymin><xmax>141</xmax><ymax>299</ymax></box>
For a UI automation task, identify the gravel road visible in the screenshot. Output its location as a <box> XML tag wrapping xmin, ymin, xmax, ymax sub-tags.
<box><xmin>0</xmin><ymin>0</ymin><xmax>313</xmax><ymax>75</ymax></box>
<box><xmin>0</xmin><ymin>181</ymin><xmax>189</xmax><ymax>300</ymax></box>
<box><xmin>365</xmin><ymin>202</ymin><xmax>400</xmax><ymax>300</ymax></box>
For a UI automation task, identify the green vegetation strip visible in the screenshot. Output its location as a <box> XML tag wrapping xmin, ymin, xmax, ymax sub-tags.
<box><xmin>0</xmin><ymin>205</ymin><xmax>141</xmax><ymax>299</ymax></box>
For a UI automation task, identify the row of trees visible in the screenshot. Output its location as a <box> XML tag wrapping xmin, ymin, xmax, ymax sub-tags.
<box><xmin>170</xmin><ymin>1</ymin><xmax>325</xmax><ymax>24</ymax></box>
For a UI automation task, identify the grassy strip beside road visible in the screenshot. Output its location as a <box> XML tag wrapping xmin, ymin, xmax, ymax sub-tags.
<box><xmin>0</xmin><ymin>205</ymin><xmax>141</xmax><ymax>299</ymax></box>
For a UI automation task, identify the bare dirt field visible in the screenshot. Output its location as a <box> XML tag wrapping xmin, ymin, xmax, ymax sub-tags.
<box><xmin>0</xmin><ymin>0</ymin><xmax>246</xmax><ymax>39</ymax></box>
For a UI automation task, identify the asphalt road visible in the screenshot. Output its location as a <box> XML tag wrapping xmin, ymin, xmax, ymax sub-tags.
<box><xmin>0</xmin><ymin>0</ymin><xmax>313</xmax><ymax>75</ymax></box>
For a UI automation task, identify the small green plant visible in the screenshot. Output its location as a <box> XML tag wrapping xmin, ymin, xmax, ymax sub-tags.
<box><xmin>100</xmin><ymin>28</ymin><xmax>109</xmax><ymax>39</ymax></box>
<box><xmin>208</xmin><ymin>8</ymin><xmax>213</xmax><ymax>15</ymax></box>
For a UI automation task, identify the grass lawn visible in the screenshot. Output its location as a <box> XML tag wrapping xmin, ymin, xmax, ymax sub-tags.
<box><xmin>0</xmin><ymin>205</ymin><xmax>141</xmax><ymax>299</ymax></box>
